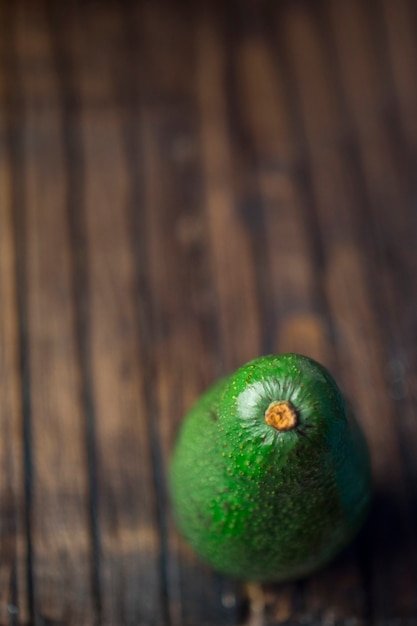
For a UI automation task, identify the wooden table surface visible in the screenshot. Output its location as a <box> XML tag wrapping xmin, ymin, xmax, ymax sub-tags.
<box><xmin>1</xmin><ymin>0</ymin><xmax>417</xmax><ymax>624</ymax></box>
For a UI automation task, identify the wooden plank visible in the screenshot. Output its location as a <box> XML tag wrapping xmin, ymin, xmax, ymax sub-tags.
<box><xmin>141</xmin><ymin>110</ymin><xmax>239</xmax><ymax>626</ymax></box>
<box><xmin>137</xmin><ymin>2</ymin><xmax>241</xmax><ymax>623</ymax></box>
<box><xmin>57</xmin><ymin>3</ymin><xmax>164</xmax><ymax>624</ymax></box>
<box><xmin>380</xmin><ymin>0</ymin><xmax>417</xmax><ymax>147</ymax></box>
<box><xmin>232</xmin><ymin>7</ymin><xmax>365</xmax><ymax>623</ymax></box>
<box><xmin>1</xmin><ymin>1</ymin><xmax>416</xmax><ymax>625</ymax></box>
<box><xmin>138</xmin><ymin>0</ymin><xmax>197</xmax><ymax>103</ymax></box>
<box><xmin>282</xmin><ymin>0</ymin><xmax>383</xmax><ymax>492</ymax></box>
<box><xmin>323</xmin><ymin>0</ymin><xmax>417</xmax><ymax>619</ymax></box>
<box><xmin>281</xmin><ymin>0</ymin><xmax>417</xmax><ymax>621</ymax></box>
<box><xmin>233</xmin><ymin>25</ymin><xmax>319</xmax><ymax>626</ymax></box>
<box><xmin>321</xmin><ymin>0</ymin><xmax>417</xmax><ymax>361</ymax></box>
<box><xmin>0</xmin><ymin>3</ymin><xmax>29</xmax><ymax>618</ymax></box>
<box><xmin>11</xmin><ymin>1</ymin><xmax>95</xmax><ymax>622</ymax></box>
<box><xmin>197</xmin><ymin>4</ymin><xmax>261</xmax><ymax>370</ymax></box>
<box><xmin>0</xmin><ymin>150</ymin><xmax>28</xmax><ymax>626</ymax></box>
<box><xmin>378</xmin><ymin>0</ymin><xmax>417</xmax><ymax>552</ymax></box>
<box><xmin>235</xmin><ymin>22</ymin><xmax>329</xmax><ymax>360</ymax></box>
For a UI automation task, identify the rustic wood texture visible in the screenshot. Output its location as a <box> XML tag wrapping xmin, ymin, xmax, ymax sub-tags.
<box><xmin>1</xmin><ymin>0</ymin><xmax>417</xmax><ymax>624</ymax></box>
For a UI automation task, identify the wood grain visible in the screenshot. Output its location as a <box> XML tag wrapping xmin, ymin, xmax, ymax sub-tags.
<box><xmin>10</xmin><ymin>1</ymin><xmax>94</xmax><ymax>623</ymax></box>
<box><xmin>0</xmin><ymin>0</ymin><xmax>417</xmax><ymax>623</ymax></box>
<box><xmin>139</xmin><ymin>4</ymin><xmax>241</xmax><ymax>623</ymax></box>
<box><xmin>229</xmin><ymin>11</ymin><xmax>331</xmax><ymax>623</ymax></box>
<box><xmin>0</xmin><ymin>5</ymin><xmax>28</xmax><ymax>616</ymax></box>
<box><xmin>55</xmin><ymin>4</ymin><xmax>165</xmax><ymax>624</ymax></box>
<box><xmin>198</xmin><ymin>4</ymin><xmax>262</xmax><ymax>370</ymax></box>
<box><xmin>278</xmin><ymin>3</ymin><xmax>417</xmax><ymax>622</ymax></box>
<box><xmin>322</xmin><ymin>0</ymin><xmax>417</xmax><ymax>619</ymax></box>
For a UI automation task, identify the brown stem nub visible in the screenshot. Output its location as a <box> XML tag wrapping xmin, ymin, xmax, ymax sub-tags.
<box><xmin>264</xmin><ymin>400</ymin><xmax>298</xmax><ymax>432</ymax></box>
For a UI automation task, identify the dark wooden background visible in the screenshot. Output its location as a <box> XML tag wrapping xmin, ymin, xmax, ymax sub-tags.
<box><xmin>1</xmin><ymin>0</ymin><xmax>417</xmax><ymax>624</ymax></box>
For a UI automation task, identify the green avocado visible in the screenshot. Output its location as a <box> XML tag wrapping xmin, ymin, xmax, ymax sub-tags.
<box><xmin>169</xmin><ymin>353</ymin><xmax>372</xmax><ymax>583</ymax></box>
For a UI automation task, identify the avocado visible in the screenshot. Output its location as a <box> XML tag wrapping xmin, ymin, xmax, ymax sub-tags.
<box><xmin>169</xmin><ymin>353</ymin><xmax>372</xmax><ymax>583</ymax></box>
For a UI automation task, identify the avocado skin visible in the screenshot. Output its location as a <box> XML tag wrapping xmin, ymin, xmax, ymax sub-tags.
<box><xmin>169</xmin><ymin>354</ymin><xmax>372</xmax><ymax>583</ymax></box>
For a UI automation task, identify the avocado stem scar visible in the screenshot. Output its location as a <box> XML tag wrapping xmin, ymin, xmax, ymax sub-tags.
<box><xmin>265</xmin><ymin>400</ymin><xmax>298</xmax><ymax>432</ymax></box>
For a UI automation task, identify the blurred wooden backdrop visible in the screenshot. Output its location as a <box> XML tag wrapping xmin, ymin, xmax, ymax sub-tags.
<box><xmin>1</xmin><ymin>0</ymin><xmax>417</xmax><ymax>624</ymax></box>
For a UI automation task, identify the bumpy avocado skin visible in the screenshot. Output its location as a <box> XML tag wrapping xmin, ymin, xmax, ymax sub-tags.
<box><xmin>169</xmin><ymin>354</ymin><xmax>372</xmax><ymax>583</ymax></box>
